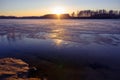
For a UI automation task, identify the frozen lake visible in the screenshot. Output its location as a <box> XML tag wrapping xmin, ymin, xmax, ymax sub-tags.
<box><xmin>0</xmin><ymin>19</ymin><xmax>120</xmax><ymax>80</ymax></box>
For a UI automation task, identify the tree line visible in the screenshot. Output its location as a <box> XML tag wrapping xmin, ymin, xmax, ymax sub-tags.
<box><xmin>71</xmin><ymin>10</ymin><xmax>120</xmax><ymax>18</ymax></box>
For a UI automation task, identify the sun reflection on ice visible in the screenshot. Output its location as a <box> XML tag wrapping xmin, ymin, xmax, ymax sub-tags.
<box><xmin>48</xmin><ymin>25</ymin><xmax>66</xmax><ymax>46</ymax></box>
<box><xmin>53</xmin><ymin>39</ymin><xmax>63</xmax><ymax>46</ymax></box>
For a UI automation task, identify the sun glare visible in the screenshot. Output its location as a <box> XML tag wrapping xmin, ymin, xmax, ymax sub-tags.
<box><xmin>52</xmin><ymin>6</ymin><xmax>66</xmax><ymax>15</ymax></box>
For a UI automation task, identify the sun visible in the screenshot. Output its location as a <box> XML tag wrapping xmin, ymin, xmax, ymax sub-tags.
<box><xmin>52</xmin><ymin>6</ymin><xmax>66</xmax><ymax>15</ymax></box>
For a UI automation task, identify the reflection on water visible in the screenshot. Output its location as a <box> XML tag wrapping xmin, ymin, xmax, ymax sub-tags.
<box><xmin>0</xmin><ymin>28</ymin><xmax>120</xmax><ymax>46</ymax></box>
<box><xmin>50</xmin><ymin>26</ymin><xmax>66</xmax><ymax>46</ymax></box>
<box><xmin>0</xmin><ymin>19</ymin><xmax>120</xmax><ymax>62</ymax></box>
<box><xmin>53</xmin><ymin>39</ymin><xmax>63</xmax><ymax>46</ymax></box>
<box><xmin>0</xmin><ymin>20</ymin><xmax>120</xmax><ymax>59</ymax></box>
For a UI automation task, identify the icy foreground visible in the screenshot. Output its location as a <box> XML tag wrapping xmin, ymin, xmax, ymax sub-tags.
<box><xmin>0</xmin><ymin>58</ymin><xmax>29</xmax><ymax>79</ymax></box>
<box><xmin>0</xmin><ymin>58</ymin><xmax>41</xmax><ymax>80</ymax></box>
<box><xmin>0</xmin><ymin>58</ymin><xmax>29</xmax><ymax>75</ymax></box>
<box><xmin>0</xmin><ymin>58</ymin><xmax>46</xmax><ymax>80</ymax></box>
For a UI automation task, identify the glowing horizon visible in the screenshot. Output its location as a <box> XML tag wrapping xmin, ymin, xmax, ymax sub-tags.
<box><xmin>0</xmin><ymin>0</ymin><xmax>120</xmax><ymax>16</ymax></box>
<box><xmin>52</xmin><ymin>6</ymin><xmax>67</xmax><ymax>15</ymax></box>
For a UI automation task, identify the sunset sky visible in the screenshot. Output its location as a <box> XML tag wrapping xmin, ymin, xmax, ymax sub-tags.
<box><xmin>0</xmin><ymin>0</ymin><xmax>120</xmax><ymax>16</ymax></box>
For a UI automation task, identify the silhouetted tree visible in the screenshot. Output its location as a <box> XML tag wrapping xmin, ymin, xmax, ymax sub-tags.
<box><xmin>71</xmin><ymin>12</ymin><xmax>75</xmax><ymax>17</ymax></box>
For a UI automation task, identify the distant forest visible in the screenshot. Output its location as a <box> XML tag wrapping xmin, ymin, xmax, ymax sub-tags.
<box><xmin>71</xmin><ymin>9</ymin><xmax>120</xmax><ymax>19</ymax></box>
<box><xmin>0</xmin><ymin>10</ymin><xmax>120</xmax><ymax>19</ymax></box>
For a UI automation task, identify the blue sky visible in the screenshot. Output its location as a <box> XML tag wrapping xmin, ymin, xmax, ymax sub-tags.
<box><xmin>0</xmin><ymin>0</ymin><xmax>120</xmax><ymax>16</ymax></box>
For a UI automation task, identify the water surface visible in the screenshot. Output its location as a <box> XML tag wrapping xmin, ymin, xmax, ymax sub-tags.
<box><xmin>0</xmin><ymin>19</ymin><xmax>120</xmax><ymax>80</ymax></box>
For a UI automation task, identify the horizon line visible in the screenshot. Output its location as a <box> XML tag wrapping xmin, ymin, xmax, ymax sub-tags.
<box><xmin>0</xmin><ymin>9</ymin><xmax>120</xmax><ymax>17</ymax></box>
